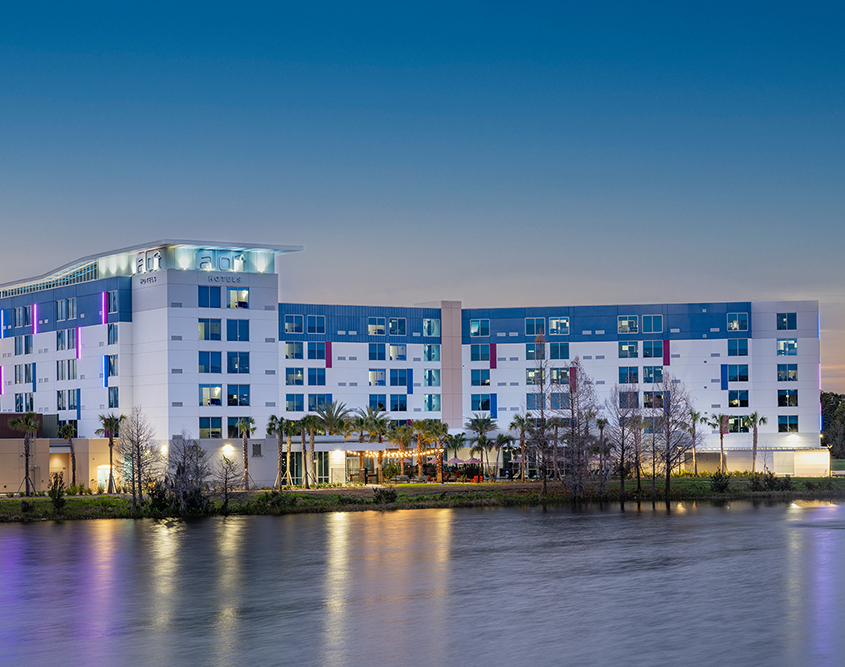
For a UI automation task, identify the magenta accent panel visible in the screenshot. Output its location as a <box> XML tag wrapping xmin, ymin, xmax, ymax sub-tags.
<box><xmin>325</xmin><ymin>341</ymin><xmax>332</xmax><ymax>368</ymax></box>
<box><xmin>663</xmin><ymin>340</ymin><xmax>670</xmax><ymax>366</ymax></box>
<box><xmin>569</xmin><ymin>365</ymin><xmax>577</xmax><ymax>393</ymax></box>
<box><xmin>490</xmin><ymin>343</ymin><xmax>497</xmax><ymax>369</ymax></box>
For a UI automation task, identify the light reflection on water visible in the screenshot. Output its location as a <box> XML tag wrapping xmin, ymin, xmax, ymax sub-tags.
<box><xmin>0</xmin><ymin>502</ymin><xmax>844</xmax><ymax>667</ymax></box>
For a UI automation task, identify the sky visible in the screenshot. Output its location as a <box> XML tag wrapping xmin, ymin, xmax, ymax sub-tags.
<box><xmin>1</xmin><ymin>2</ymin><xmax>843</xmax><ymax>390</ymax></box>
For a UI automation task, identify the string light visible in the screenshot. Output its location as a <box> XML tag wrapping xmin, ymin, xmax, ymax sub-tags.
<box><xmin>345</xmin><ymin>448</ymin><xmax>444</xmax><ymax>459</ymax></box>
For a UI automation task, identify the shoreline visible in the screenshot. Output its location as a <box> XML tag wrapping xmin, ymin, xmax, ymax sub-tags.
<box><xmin>2</xmin><ymin>479</ymin><xmax>845</xmax><ymax>522</ymax></box>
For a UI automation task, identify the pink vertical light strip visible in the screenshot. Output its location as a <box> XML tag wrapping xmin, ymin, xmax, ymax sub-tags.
<box><xmin>663</xmin><ymin>339</ymin><xmax>670</xmax><ymax>366</ymax></box>
<box><xmin>0</xmin><ymin>366</ymin><xmax>4</xmax><ymax>395</ymax></box>
<box><xmin>569</xmin><ymin>365</ymin><xmax>577</xmax><ymax>393</ymax></box>
<box><xmin>490</xmin><ymin>343</ymin><xmax>497</xmax><ymax>369</ymax></box>
<box><xmin>101</xmin><ymin>292</ymin><xmax>107</xmax><ymax>325</ymax></box>
<box><xmin>32</xmin><ymin>303</ymin><xmax>38</xmax><ymax>335</ymax></box>
<box><xmin>76</xmin><ymin>327</ymin><xmax>82</xmax><ymax>359</ymax></box>
<box><xmin>325</xmin><ymin>341</ymin><xmax>332</xmax><ymax>368</ymax></box>
<box><xmin>0</xmin><ymin>309</ymin><xmax>4</xmax><ymax>339</ymax></box>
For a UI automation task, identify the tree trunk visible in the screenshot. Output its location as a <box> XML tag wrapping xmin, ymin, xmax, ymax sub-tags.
<box><xmin>286</xmin><ymin>434</ymin><xmax>292</xmax><ymax>486</ymax></box>
<box><xmin>417</xmin><ymin>435</ymin><xmax>424</xmax><ymax>480</ymax></box>
<box><xmin>752</xmin><ymin>428</ymin><xmax>758</xmax><ymax>474</ymax></box>
<box><xmin>277</xmin><ymin>432</ymin><xmax>284</xmax><ymax>489</ymax></box>
<box><xmin>107</xmin><ymin>437</ymin><xmax>116</xmax><ymax>494</ymax></box>
<box><xmin>309</xmin><ymin>431</ymin><xmax>316</xmax><ymax>487</ymax></box>
<box><xmin>378</xmin><ymin>451</ymin><xmax>384</xmax><ymax>484</ymax></box>
<box><xmin>24</xmin><ymin>435</ymin><xmax>32</xmax><ymax>497</ymax></box>
<box><xmin>242</xmin><ymin>433</ymin><xmax>249</xmax><ymax>490</ymax></box>
<box><xmin>301</xmin><ymin>430</ymin><xmax>308</xmax><ymax>488</ymax></box>
<box><xmin>70</xmin><ymin>442</ymin><xmax>77</xmax><ymax>487</ymax></box>
<box><xmin>720</xmin><ymin>434</ymin><xmax>725</xmax><ymax>474</ymax></box>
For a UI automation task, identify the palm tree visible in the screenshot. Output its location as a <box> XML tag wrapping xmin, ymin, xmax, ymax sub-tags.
<box><xmin>314</xmin><ymin>401</ymin><xmax>351</xmax><ymax>484</ymax></box>
<box><xmin>465</xmin><ymin>413</ymin><xmax>497</xmax><ymax>480</ymax></box>
<box><xmin>685</xmin><ymin>410</ymin><xmax>706</xmax><ymax>476</ymax></box>
<box><xmin>301</xmin><ymin>414</ymin><xmax>323</xmax><ymax>488</ymax></box>
<box><xmin>492</xmin><ymin>433</ymin><xmax>515</xmax><ymax>481</ymax></box>
<box><xmin>369</xmin><ymin>409</ymin><xmax>389</xmax><ymax>484</ymax></box>
<box><xmin>282</xmin><ymin>419</ymin><xmax>300</xmax><ymax>486</ymax></box>
<box><xmin>411</xmin><ymin>419</ymin><xmax>434</xmax><ymax>480</ymax></box>
<box><xmin>10</xmin><ymin>412</ymin><xmax>39</xmax><ymax>496</ymax></box>
<box><xmin>58</xmin><ymin>422</ymin><xmax>77</xmax><ymax>488</ymax></box>
<box><xmin>389</xmin><ymin>424</ymin><xmax>414</xmax><ymax>477</ymax></box>
<box><xmin>509</xmin><ymin>413</ymin><xmax>531</xmax><ymax>481</ymax></box>
<box><xmin>429</xmin><ymin>421</ymin><xmax>450</xmax><ymax>483</ymax></box>
<box><xmin>706</xmin><ymin>413</ymin><xmax>730</xmax><ymax>473</ymax></box>
<box><xmin>237</xmin><ymin>416</ymin><xmax>256</xmax><ymax>490</ymax></box>
<box><xmin>266</xmin><ymin>415</ymin><xmax>286</xmax><ymax>489</ymax></box>
<box><xmin>747</xmin><ymin>412</ymin><xmax>768</xmax><ymax>474</ymax></box>
<box><xmin>595</xmin><ymin>417</ymin><xmax>609</xmax><ymax>496</ymax></box>
<box><xmin>96</xmin><ymin>413</ymin><xmax>125</xmax><ymax>493</ymax></box>
<box><xmin>350</xmin><ymin>409</ymin><xmax>370</xmax><ymax>480</ymax></box>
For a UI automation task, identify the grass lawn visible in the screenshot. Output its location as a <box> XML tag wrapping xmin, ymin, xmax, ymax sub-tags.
<box><xmin>832</xmin><ymin>459</ymin><xmax>845</xmax><ymax>471</ymax></box>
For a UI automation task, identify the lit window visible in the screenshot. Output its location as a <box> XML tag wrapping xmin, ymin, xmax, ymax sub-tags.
<box><xmin>777</xmin><ymin>364</ymin><xmax>797</xmax><ymax>381</ymax></box>
<box><xmin>548</xmin><ymin>317</ymin><xmax>569</xmax><ymax>336</ymax></box>
<box><xmin>471</xmin><ymin>394</ymin><xmax>491</xmax><ymax>411</ymax></box>
<box><xmin>642</xmin><ymin>315</ymin><xmax>663</xmax><ymax>334</ymax></box>
<box><xmin>778</xmin><ymin>415</ymin><xmax>798</xmax><ymax>433</ymax></box>
<box><xmin>389</xmin><ymin>318</ymin><xmax>406</xmax><ymax>336</ymax></box>
<box><xmin>422</xmin><ymin>319</ymin><xmax>440</xmax><ymax>337</ymax></box>
<box><xmin>199</xmin><ymin>318</ymin><xmax>222</xmax><ymax>341</ymax></box>
<box><xmin>729</xmin><ymin>416</ymin><xmax>749</xmax><ymax>433</ymax></box>
<box><xmin>469</xmin><ymin>319</ymin><xmax>490</xmax><ymax>337</ymax></box>
<box><xmin>643</xmin><ymin>341</ymin><xmax>662</xmax><ymax>358</ymax></box>
<box><xmin>286</xmin><ymin>394</ymin><xmax>304</xmax><ymax>412</ymax></box>
<box><xmin>618</xmin><ymin>316</ymin><xmax>638</xmax><ymax>334</ymax></box>
<box><xmin>424</xmin><ymin>394</ymin><xmax>441</xmax><ymax>411</ymax></box>
<box><xmin>227</xmin><ymin>352</ymin><xmax>249</xmax><ymax>374</ymax></box>
<box><xmin>526</xmin><ymin>343</ymin><xmax>544</xmax><ymax>360</ymax></box>
<box><xmin>619</xmin><ymin>341</ymin><xmax>638</xmax><ymax>359</ymax></box>
<box><xmin>778</xmin><ymin>389</ymin><xmax>798</xmax><ymax>407</ymax></box>
<box><xmin>307</xmin><ymin>315</ymin><xmax>325</xmax><ymax>334</ymax></box>
<box><xmin>308</xmin><ymin>394</ymin><xmax>331</xmax><ymax>411</ymax></box>
<box><xmin>389</xmin><ymin>344</ymin><xmax>406</xmax><ymax>361</ymax></box>
<box><xmin>368</xmin><ymin>317</ymin><xmax>386</xmax><ymax>335</ymax></box>
<box><xmin>227</xmin><ymin>384</ymin><xmax>250</xmax><ymax>406</ymax></box>
<box><xmin>525</xmin><ymin>318</ymin><xmax>545</xmax><ymax>336</ymax></box>
<box><xmin>777</xmin><ymin>313</ymin><xmax>797</xmax><ymax>330</ymax></box>
<box><xmin>550</xmin><ymin>368</ymin><xmax>569</xmax><ymax>384</ymax></box>
<box><xmin>369</xmin><ymin>369</ymin><xmax>386</xmax><ymax>386</ymax></box>
<box><xmin>285</xmin><ymin>315</ymin><xmax>303</xmax><ymax>334</ymax></box>
<box><xmin>286</xmin><ymin>342</ymin><xmax>303</xmax><ymax>359</ymax></box>
<box><xmin>472</xmin><ymin>369</ymin><xmax>490</xmax><ymax>386</ymax></box>
<box><xmin>643</xmin><ymin>392</ymin><xmax>664</xmax><ymax>409</ymax></box>
<box><xmin>525</xmin><ymin>369</ymin><xmax>543</xmax><ymax>385</ymax></box>
<box><xmin>777</xmin><ymin>339</ymin><xmax>797</xmax><ymax>356</ymax></box>
<box><xmin>199</xmin><ymin>384</ymin><xmax>223</xmax><ymax>407</ymax></box>
<box><xmin>727</xmin><ymin>313</ymin><xmax>748</xmax><ymax>331</ymax></box>
<box><xmin>470</xmin><ymin>345</ymin><xmax>490</xmax><ymax>362</ymax></box>
<box><xmin>729</xmin><ymin>390</ymin><xmax>749</xmax><ymax>408</ymax></box>
<box><xmin>226</xmin><ymin>287</ymin><xmax>249</xmax><ymax>309</ymax></box>
<box><xmin>728</xmin><ymin>339</ymin><xmax>748</xmax><ymax>356</ymax></box>
<box><xmin>619</xmin><ymin>366</ymin><xmax>638</xmax><ymax>384</ymax></box>
<box><xmin>286</xmin><ymin>368</ymin><xmax>304</xmax><ymax>385</ymax></box>
<box><xmin>643</xmin><ymin>366</ymin><xmax>663</xmax><ymax>384</ymax></box>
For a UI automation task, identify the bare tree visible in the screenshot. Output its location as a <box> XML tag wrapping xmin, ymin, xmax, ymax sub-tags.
<box><xmin>120</xmin><ymin>407</ymin><xmax>160</xmax><ymax>510</ymax></box>
<box><xmin>605</xmin><ymin>384</ymin><xmax>640</xmax><ymax>501</ymax></box>
<box><xmin>166</xmin><ymin>432</ymin><xmax>212</xmax><ymax>515</ymax></box>
<box><xmin>214</xmin><ymin>455</ymin><xmax>242</xmax><ymax>515</ymax></box>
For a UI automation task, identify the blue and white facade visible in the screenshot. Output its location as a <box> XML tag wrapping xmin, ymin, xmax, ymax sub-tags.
<box><xmin>0</xmin><ymin>241</ymin><xmax>825</xmax><ymax>482</ymax></box>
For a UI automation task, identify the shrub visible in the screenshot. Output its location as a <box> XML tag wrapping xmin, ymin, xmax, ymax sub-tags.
<box><xmin>373</xmin><ymin>487</ymin><xmax>398</xmax><ymax>504</ymax></box>
<box><xmin>710</xmin><ymin>471</ymin><xmax>731</xmax><ymax>493</ymax></box>
<box><xmin>48</xmin><ymin>472</ymin><xmax>66</xmax><ymax>513</ymax></box>
<box><xmin>778</xmin><ymin>475</ymin><xmax>792</xmax><ymax>491</ymax></box>
<box><xmin>20</xmin><ymin>500</ymin><xmax>34</xmax><ymax>514</ymax></box>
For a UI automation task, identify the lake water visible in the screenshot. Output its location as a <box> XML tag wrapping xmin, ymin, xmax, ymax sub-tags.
<box><xmin>1</xmin><ymin>501</ymin><xmax>844</xmax><ymax>667</ymax></box>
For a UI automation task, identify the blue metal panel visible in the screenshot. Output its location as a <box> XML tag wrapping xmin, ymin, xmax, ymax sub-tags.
<box><xmin>32</xmin><ymin>362</ymin><xmax>36</xmax><ymax>393</ymax></box>
<box><xmin>406</xmin><ymin>368</ymin><xmax>413</xmax><ymax>395</ymax></box>
<box><xmin>490</xmin><ymin>393</ymin><xmax>497</xmax><ymax>419</ymax></box>
<box><xmin>76</xmin><ymin>389</ymin><xmax>81</xmax><ymax>421</ymax></box>
<box><xmin>721</xmin><ymin>364</ymin><xmax>728</xmax><ymax>391</ymax></box>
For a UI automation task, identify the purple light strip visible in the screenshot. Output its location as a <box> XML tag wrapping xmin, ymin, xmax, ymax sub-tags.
<box><xmin>103</xmin><ymin>355</ymin><xmax>107</xmax><ymax>388</ymax></box>
<box><xmin>0</xmin><ymin>309</ymin><xmax>4</xmax><ymax>339</ymax></box>
<box><xmin>32</xmin><ymin>303</ymin><xmax>38</xmax><ymax>335</ymax></box>
<box><xmin>101</xmin><ymin>292</ymin><xmax>107</xmax><ymax>325</ymax></box>
<box><xmin>0</xmin><ymin>366</ymin><xmax>4</xmax><ymax>395</ymax></box>
<box><xmin>76</xmin><ymin>327</ymin><xmax>81</xmax><ymax>359</ymax></box>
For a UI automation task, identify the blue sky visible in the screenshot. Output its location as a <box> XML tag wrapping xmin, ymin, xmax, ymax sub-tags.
<box><xmin>1</xmin><ymin>2</ymin><xmax>843</xmax><ymax>389</ymax></box>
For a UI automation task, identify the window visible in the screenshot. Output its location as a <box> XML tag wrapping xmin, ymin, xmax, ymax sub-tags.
<box><xmin>777</xmin><ymin>339</ymin><xmax>797</xmax><ymax>356</ymax></box>
<box><xmin>472</xmin><ymin>369</ymin><xmax>491</xmax><ymax>386</ymax></box>
<box><xmin>548</xmin><ymin>317</ymin><xmax>570</xmax><ymax>336</ymax></box>
<box><xmin>56</xmin><ymin>360</ymin><xmax>66</xmax><ymax>381</ymax></box>
<box><xmin>227</xmin><ymin>384</ymin><xmax>250</xmax><ymax>407</ymax></box>
<box><xmin>549</xmin><ymin>343</ymin><xmax>569</xmax><ymax>360</ymax></box>
<box><xmin>470</xmin><ymin>319</ymin><xmax>490</xmax><ymax>337</ymax></box>
<box><xmin>369</xmin><ymin>394</ymin><xmax>387</xmax><ymax>411</ymax></box>
<box><xmin>227</xmin><ymin>319</ymin><xmax>249</xmax><ymax>342</ymax></box>
<box><xmin>470</xmin><ymin>344</ymin><xmax>490</xmax><ymax>362</ymax></box>
<box><xmin>619</xmin><ymin>366</ymin><xmax>638</xmax><ymax>384</ymax></box>
<box><xmin>199</xmin><ymin>318</ymin><xmax>222</xmax><ymax>341</ymax></box>
<box><xmin>368</xmin><ymin>343</ymin><xmax>385</xmax><ymax>361</ymax></box>
<box><xmin>643</xmin><ymin>341</ymin><xmax>662</xmax><ymax>358</ymax></box>
<box><xmin>107</xmin><ymin>290</ymin><xmax>118</xmax><ymax>314</ymax></box>
<box><xmin>728</xmin><ymin>339</ymin><xmax>748</xmax><ymax>356</ymax></box>
<box><xmin>389</xmin><ymin>344</ymin><xmax>406</xmax><ymax>361</ymax></box>
<box><xmin>643</xmin><ymin>366</ymin><xmax>663</xmax><ymax>384</ymax></box>
<box><xmin>226</xmin><ymin>287</ymin><xmax>249</xmax><ymax>309</ymax></box>
<box><xmin>108</xmin><ymin>323</ymin><xmax>118</xmax><ymax>345</ymax></box>
<box><xmin>390</xmin><ymin>369</ymin><xmax>407</xmax><ymax>386</ymax></box>
<box><xmin>15</xmin><ymin>335</ymin><xmax>32</xmax><ymax>355</ymax></box>
<box><xmin>642</xmin><ymin>315</ymin><xmax>663</xmax><ymax>334</ymax></box>
<box><xmin>56</xmin><ymin>299</ymin><xmax>67</xmax><ymax>321</ymax></box>
<box><xmin>423</xmin><ymin>369</ymin><xmax>441</xmax><ymax>387</ymax></box>
<box><xmin>728</xmin><ymin>365</ymin><xmax>749</xmax><ymax>382</ymax></box>
<box><xmin>15</xmin><ymin>393</ymin><xmax>34</xmax><ymax>412</ymax></box>
<box><xmin>227</xmin><ymin>352</ymin><xmax>249</xmax><ymax>374</ymax></box>
<box><xmin>286</xmin><ymin>394</ymin><xmax>304</xmax><ymax>412</ymax></box>
<box><xmin>727</xmin><ymin>313</ymin><xmax>748</xmax><ymax>331</ymax></box>
<box><xmin>777</xmin><ymin>313</ymin><xmax>797</xmax><ymax>330</ymax></box>
<box><xmin>67</xmin><ymin>297</ymin><xmax>77</xmax><ymax>319</ymax></box>
<box><xmin>308</xmin><ymin>394</ymin><xmax>331</xmax><ymax>411</ymax></box>
<box><xmin>227</xmin><ymin>418</ymin><xmax>242</xmax><ymax>439</ymax></box>
<box><xmin>777</xmin><ymin>364</ymin><xmax>797</xmax><ymax>382</ymax></box>
<box><xmin>106</xmin><ymin>355</ymin><xmax>118</xmax><ymax>378</ymax></box>
<box><xmin>16</xmin><ymin>305</ymin><xmax>32</xmax><ymax>328</ymax></box>
<box><xmin>307</xmin><ymin>315</ymin><xmax>325</xmax><ymax>334</ymax></box>
<box><xmin>729</xmin><ymin>390</ymin><xmax>749</xmax><ymax>408</ymax></box>
<box><xmin>199</xmin><ymin>351</ymin><xmax>222</xmax><ymax>374</ymax></box>
<box><xmin>108</xmin><ymin>387</ymin><xmax>119</xmax><ymax>409</ymax></box>
<box><xmin>199</xmin><ymin>384</ymin><xmax>223</xmax><ymax>406</ymax></box>
<box><xmin>252</xmin><ymin>443</ymin><xmax>262</xmax><ymax>457</ymax></box>
<box><xmin>619</xmin><ymin>392</ymin><xmax>638</xmax><ymax>408</ymax></box>
<box><xmin>390</xmin><ymin>394</ymin><xmax>407</xmax><ymax>411</ymax></box>
<box><xmin>285</xmin><ymin>315</ymin><xmax>303</xmax><ymax>334</ymax></box>
<box><xmin>729</xmin><ymin>416</ymin><xmax>750</xmax><ymax>433</ymax></box>
<box><xmin>471</xmin><ymin>394</ymin><xmax>491</xmax><ymax>411</ymax></box>
<box><xmin>199</xmin><ymin>417</ymin><xmax>223</xmax><ymax>439</ymax></box>
<box><xmin>525</xmin><ymin>318</ymin><xmax>545</xmax><ymax>336</ymax></box>
<box><xmin>424</xmin><ymin>394</ymin><xmax>441</xmax><ymax>411</ymax></box>
<box><xmin>308</xmin><ymin>368</ymin><xmax>326</xmax><ymax>385</ymax></box>
<box><xmin>286</xmin><ymin>342</ymin><xmax>303</xmax><ymax>359</ymax></box>
<box><xmin>778</xmin><ymin>415</ymin><xmax>798</xmax><ymax>433</ymax></box>
<box><xmin>57</xmin><ymin>390</ymin><xmax>66</xmax><ymax>411</ymax></box>
<box><xmin>67</xmin><ymin>359</ymin><xmax>77</xmax><ymax>380</ymax></box>
<box><xmin>526</xmin><ymin>343</ymin><xmax>544</xmax><ymax>360</ymax></box>
<box><xmin>14</xmin><ymin>364</ymin><xmax>33</xmax><ymax>384</ymax></box>
<box><xmin>423</xmin><ymin>344</ymin><xmax>440</xmax><ymax>362</ymax></box>
<box><xmin>643</xmin><ymin>391</ymin><xmax>664</xmax><ymax>409</ymax></box>
<box><xmin>368</xmin><ymin>317</ymin><xmax>386</xmax><ymax>335</ymax></box>
<box><xmin>198</xmin><ymin>286</ymin><xmax>221</xmax><ymax>308</ymax></box>
<box><xmin>618</xmin><ymin>341</ymin><xmax>638</xmax><ymax>358</ymax></box>
<box><xmin>67</xmin><ymin>328</ymin><xmax>77</xmax><ymax>350</ymax></box>
<box><xmin>526</xmin><ymin>394</ymin><xmax>541</xmax><ymax>410</ymax></box>
<box><xmin>526</xmin><ymin>369</ymin><xmax>543</xmax><ymax>385</ymax></box>
<box><xmin>389</xmin><ymin>318</ymin><xmax>406</xmax><ymax>336</ymax></box>
<box><xmin>308</xmin><ymin>342</ymin><xmax>326</xmax><ymax>360</ymax></box>
<box><xmin>643</xmin><ymin>417</ymin><xmax>659</xmax><ymax>434</ymax></box>
<box><xmin>778</xmin><ymin>389</ymin><xmax>798</xmax><ymax>407</ymax></box>
<box><xmin>618</xmin><ymin>315</ymin><xmax>638</xmax><ymax>334</ymax></box>
<box><xmin>422</xmin><ymin>318</ymin><xmax>440</xmax><ymax>337</ymax></box>
<box><xmin>286</xmin><ymin>368</ymin><xmax>304</xmax><ymax>385</ymax></box>
<box><xmin>369</xmin><ymin>369</ymin><xmax>386</xmax><ymax>386</ymax></box>
<box><xmin>550</xmin><ymin>368</ymin><xmax>569</xmax><ymax>384</ymax></box>
<box><xmin>56</xmin><ymin>329</ymin><xmax>67</xmax><ymax>351</ymax></box>
<box><xmin>550</xmin><ymin>393</ymin><xmax>569</xmax><ymax>410</ymax></box>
